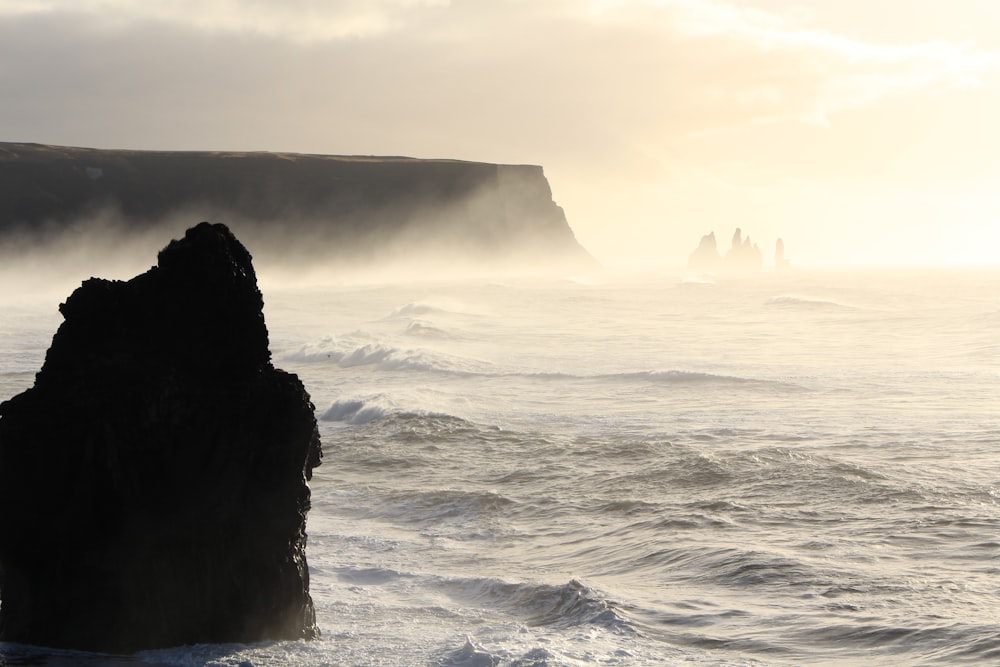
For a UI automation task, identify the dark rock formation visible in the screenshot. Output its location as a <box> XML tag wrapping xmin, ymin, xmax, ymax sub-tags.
<box><xmin>0</xmin><ymin>222</ymin><xmax>322</xmax><ymax>653</ymax></box>
<box><xmin>687</xmin><ymin>231</ymin><xmax>723</xmax><ymax>271</ymax></box>
<box><xmin>0</xmin><ymin>142</ymin><xmax>594</xmax><ymax>270</ymax></box>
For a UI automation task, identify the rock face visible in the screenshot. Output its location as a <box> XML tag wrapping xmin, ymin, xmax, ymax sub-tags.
<box><xmin>0</xmin><ymin>142</ymin><xmax>594</xmax><ymax>270</ymax></box>
<box><xmin>0</xmin><ymin>222</ymin><xmax>322</xmax><ymax>653</ymax></box>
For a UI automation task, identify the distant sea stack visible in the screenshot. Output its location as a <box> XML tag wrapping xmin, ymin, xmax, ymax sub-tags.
<box><xmin>775</xmin><ymin>238</ymin><xmax>791</xmax><ymax>270</ymax></box>
<box><xmin>725</xmin><ymin>228</ymin><xmax>763</xmax><ymax>271</ymax></box>
<box><xmin>0</xmin><ymin>142</ymin><xmax>594</xmax><ymax>271</ymax></box>
<box><xmin>687</xmin><ymin>231</ymin><xmax>724</xmax><ymax>271</ymax></box>
<box><xmin>687</xmin><ymin>228</ymin><xmax>782</xmax><ymax>272</ymax></box>
<box><xmin>0</xmin><ymin>222</ymin><xmax>322</xmax><ymax>652</ymax></box>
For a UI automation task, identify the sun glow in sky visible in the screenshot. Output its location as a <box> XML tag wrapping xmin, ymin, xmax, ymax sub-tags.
<box><xmin>2</xmin><ymin>0</ymin><xmax>998</xmax><ymax>268</ymax></box>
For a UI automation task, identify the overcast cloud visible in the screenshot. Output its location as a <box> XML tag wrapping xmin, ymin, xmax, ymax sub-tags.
<box><xmin>3</xmin><ymin>0</ymin><xmax>999</xmax><ymax>266</ymax></box>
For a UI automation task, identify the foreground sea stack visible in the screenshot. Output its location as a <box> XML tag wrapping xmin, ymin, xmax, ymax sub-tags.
<box><xmin>0</xmin><ymin>222</ymin><xmax>322</xmax><ymax>652</ymax></box>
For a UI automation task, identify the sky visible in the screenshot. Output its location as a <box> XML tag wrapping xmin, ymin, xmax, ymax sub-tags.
<box><xmin>2</xmin><ymin>0</ymin><xmax>999</xmax><ymax>269</ymax></box>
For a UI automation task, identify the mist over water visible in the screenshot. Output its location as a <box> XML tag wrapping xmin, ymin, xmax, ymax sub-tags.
<box><xmin>0</xmin><ymin>207</ymin><xmax>593</xmax><ymax>306</ymax></box>
<box><xmin>2</xmin><ymin>256</ymin><xmax>999</xmax><ymax>665</ymax></box>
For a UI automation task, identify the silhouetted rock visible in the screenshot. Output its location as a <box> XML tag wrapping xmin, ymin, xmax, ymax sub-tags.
<box><xmin>0</xmin><ymin>222</ymin><xmax>322</xmax><ymax>653</ymax></box>
<box><xmin>0</xmin><ymin>142</ymin><xmax>594</xmax><ymax>271</ymax></box>
<box><xmin>775</xmin><ymin>238</ymin><xmax>791</xmax><ymax>270</ymax></box>
<box><xmin>687</xmin><ymin>231</ymin><xmax>723</xmax><ymax>270</ymax></box>
<box><xmin>686</xmin><ymin>228</ymin><xmax>764</xmax><ymax>272</ymax></box>
<box><xmin>725</xmin><ymin>228</ymin><xmax>762</xmax><ymax>271</ymax></box>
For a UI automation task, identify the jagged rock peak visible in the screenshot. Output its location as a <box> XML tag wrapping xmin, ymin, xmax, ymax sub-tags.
<box><xmin>687</xmin><ymin>231</ymin><xmax>723</xmax><ymax>271</ymax></box>
<box><xmin>687</xmin><ymin>227</ymin><xmax>777</xmax><ymax>272</ymax></box>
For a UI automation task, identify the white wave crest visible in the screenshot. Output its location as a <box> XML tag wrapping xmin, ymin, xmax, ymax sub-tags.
<box><xmin>320</xmin><ymin>395</ymin><xmax>395</xmax><ymax>424</ymax></box>
<box><xmin>278</xmin><ymin>334</ymin><xmax>342</xmax><ymax>362</ymax></box>
<box><xmin>282</xmin><ymin>335</ymin><xmax>490</xmax><ymax>375</ymax></box>
<box><xmin>439</xmin><ymin>637</ymin><xmax>503</xmax><ymax>667</ymax></box>
<box><xmin>404</xmin><ymin>320</ymin><xmax>452</xmax><ymax>338</ymax></box>
<box><xmin>766</xmin><ymin>294</ymin><xmax>857</xmax><ymax>310</ymax></box>
<box><xmin>339</xmin><ymin>343</ymin><xmax>396</xmax><ymax>367</ymax></box>
<box><xmin>386</xmin><ymin>302</ymin><xmax>441</xmax><ymax>318</ymax></box>
<box><xmin>385</xmin><ymin>299</ymin><xmax>480</xmax><ymax>320</ymax></box>
<box><xmin>440</xmin><ymin>577</ymin><xmax>635</xmax><ymax>634</ymax></box>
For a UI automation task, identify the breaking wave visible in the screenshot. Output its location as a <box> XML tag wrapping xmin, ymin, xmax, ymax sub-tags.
<box><xmin>280</xmin><ymin>337</ymin><xmax>491</xmax><ymax>375</ymax></box>
<box><xmin>384</xmin><ymin>300</ymin><xmax>482</xmax><ymax>320</ymax></box>
<box><xmin>284</xmin><ymin>336</ymin><xmax>801</xmax><ymax>391</ymax></box>
<box><xmin>766</xmin><ymin>294</ymin><xmax>858</xmax><ymax>310</ymax></box>
<box><xmin>404</xmin><ymin>320</ymin><xmax>453</xmax><ymax>338</ymax></box>
<box><xmin>319</xmin><ymin>397</ymin><xmax>471</xmax><ymax>427</ymax></box>
<box><xmin>320</xmin><ymin>395</ymin><xmax>397</xmax><ymax>424</ymax></box>
<box><xmin>441</xmin><ymin>577</ymin><xmax>636</xmax><ymax>634</ymax></box>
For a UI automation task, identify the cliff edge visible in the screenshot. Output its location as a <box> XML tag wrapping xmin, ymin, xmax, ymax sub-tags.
<box><xmin>0</xmin><ymin>143</ymin><xmax>594</xmax><ymax>271</ymax></box>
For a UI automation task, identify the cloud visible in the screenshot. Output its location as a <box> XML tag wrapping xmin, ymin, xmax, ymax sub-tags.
<box><xmin>0</xmin><ymin>0</ymin><xmax>452</xmax><ymax>40</ymax></box>
<box><xmin>598</xmin><ymin>0</ymin><xmax>1000</xmax><ymax>133</ymax></box>
<box><xmin>2</xmin><ymin>0</ymin><xmax>995</xmax><ymax>145</ymax></box>
<box><xmin>2</xmin><ymin>0</ymin><xmax>999</xmax><ymax>265</ymax></box>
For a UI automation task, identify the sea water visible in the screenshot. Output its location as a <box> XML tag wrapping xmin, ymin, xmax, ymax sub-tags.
<box><xmin>0</xmin><ymin>268</ymin><xmax>998</xmax><ymax>666</ymax></box>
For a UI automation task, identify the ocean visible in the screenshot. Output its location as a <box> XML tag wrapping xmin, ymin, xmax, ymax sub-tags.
<box><xmin>1</xmin><ymin>267</ymin><xmax>998</xmax><ymax>666</ymax></box>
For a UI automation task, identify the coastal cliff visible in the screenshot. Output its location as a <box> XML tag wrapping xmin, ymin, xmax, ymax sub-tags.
<box><xmin>0</xmin><ymin>143</ymin><xmax>593</xmax><ymax>270</ymax></box>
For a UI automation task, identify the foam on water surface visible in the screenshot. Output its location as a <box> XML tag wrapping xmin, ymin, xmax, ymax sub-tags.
<box><xmin>3</xmin><ymin>269</ymin><xmax>1000</xmax><ymax>666</ymax></box>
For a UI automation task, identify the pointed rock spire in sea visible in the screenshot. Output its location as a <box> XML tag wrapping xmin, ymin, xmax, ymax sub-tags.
<box><xmin>775</xmin><ymin>237</ymin><xmax>791</xmax><ymax>271</ymax></box>
<box><xmin>687</xmin><ymin>228</ymin><xmax>789</xmax><ymax>272</ymax></box>
<box><xmin>725</xmin><ymin>228</ymin><xmax>763</xmax><ymax>270</ymax></box>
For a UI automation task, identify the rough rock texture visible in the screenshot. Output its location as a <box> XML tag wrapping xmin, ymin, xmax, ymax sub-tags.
<box><xmin>0</xmin><ymin>142</ymin><xmax>594</xmax><ymax>269</ymax></box>
<box><xmin>0</xmin><ymin>222</ymin><xmax>322</xmax><ymax>653</ymax></box>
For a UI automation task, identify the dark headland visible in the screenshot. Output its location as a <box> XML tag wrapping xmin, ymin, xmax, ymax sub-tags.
<box><xmin>0</xmin><ymin>142</ymin><xmax>594</xmax><ymax>272</ymax></box>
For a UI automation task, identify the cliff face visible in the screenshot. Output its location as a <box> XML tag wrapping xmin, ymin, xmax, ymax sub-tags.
<box><xmin>0</xmin><ymin>143</ymin><xmax>593</xmax><ymax>269</ymax></box>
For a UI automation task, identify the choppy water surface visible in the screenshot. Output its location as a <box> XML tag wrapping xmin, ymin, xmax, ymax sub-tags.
<box><xmin>2</xmin><ymin>268</ymin><xmax>999</xmax><ymax>666</ymax></box>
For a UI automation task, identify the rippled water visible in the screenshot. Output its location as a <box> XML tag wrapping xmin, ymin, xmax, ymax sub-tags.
<box><xmin>1</xmin><ymin>268</ymin><xmax>999</xmax><ymax>666</ymax></box>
